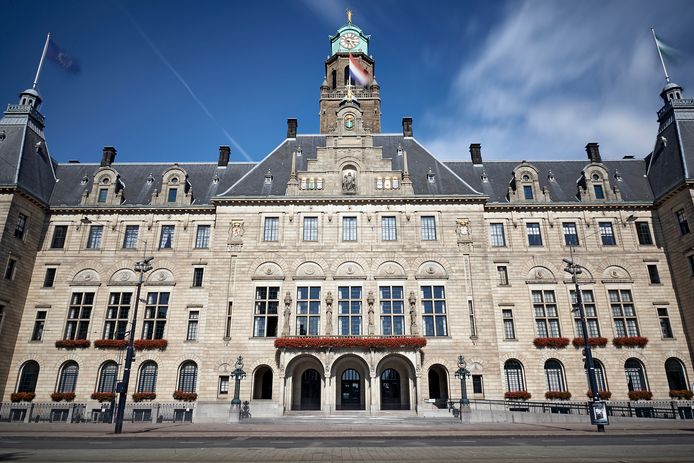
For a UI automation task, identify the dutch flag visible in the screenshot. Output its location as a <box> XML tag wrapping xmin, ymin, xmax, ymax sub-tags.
<box><xmin>349</xmin><ymin>53</ymin><xmax>370</xmax><ymax>86</ymax></box>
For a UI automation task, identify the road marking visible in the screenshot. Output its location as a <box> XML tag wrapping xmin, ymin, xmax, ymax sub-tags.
<box><xmin>180</xmin><ymin>441</ymin><xmax>204</xmax><ymax>444</ymax></box>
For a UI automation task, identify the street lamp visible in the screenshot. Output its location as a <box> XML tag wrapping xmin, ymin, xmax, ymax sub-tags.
<box><xmin>563</xmin><ymin>256</ymin><xmax>607</xmax><ymax>433</ymax></box>
<box><xmin>114</xmin><ymin>255</ymin><xmax>154</xmax><ymax>434</ymax></box>
<box><xmin>454</xmin><ymin>354</ymin><xmax>471</xmax><ymax>420</ymax></box>
<box><xmin>231</xmin><ymin>355</ymin><xmax>246</xmax><ymax>406</ymax></box>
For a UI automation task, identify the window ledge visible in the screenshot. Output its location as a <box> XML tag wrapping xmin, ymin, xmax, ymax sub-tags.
<box><xmin>503</xmin><ymin>338</ymin><xmax>518</xmax><ymax>342</ymax></box>
<box><xmin>649</xmin><ymin>283</ymin><xmax>664</xmax><ymax>286</ymax></box>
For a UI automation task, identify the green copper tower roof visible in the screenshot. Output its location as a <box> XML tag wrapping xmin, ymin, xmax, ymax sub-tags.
<box><xmin>329</xmin><ymin>11</ymin><xmax>369</xmax><ymax>56</ymax></box>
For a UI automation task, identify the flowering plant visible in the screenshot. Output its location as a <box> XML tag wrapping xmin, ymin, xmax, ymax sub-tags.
<box><xmin>10</xmin><ymin>392</ymin><xmax>35</xmax><ymax>402</ymax></box>
<box><xmin>628</xmin><ymin>390</ymin><xmax>653</xmax><ymax>401</ymax></box>
<box><xmin>91</xmin><ymin>392</ymin><xmax>115</xmax><ymax>402</ymax></box>
<box><xmin>572</xmin><ymin>337</ymin><xmax>608</xmax><ymax>348</ymax></box>
<box><xmin>132</xmin><ymin>392</ymin><xmax>157</xmax><ymax>402</ymax></box>
<box><xmin>533</xmin><ymin>337</ymin><xmax>570</xmax><ymax>349</ymax></box>
<box><xmin>504</xmin><ymin>391</ymin><xmax>531</xmax><ymax>400</ymax></box>
<box><xmin>545</xmin><ymin>391</ymin><xmax>572</xmax><ymax>400</ymax></box>
<box><xmin>94</xmin><ymin>339</ymin><xmax>128</xmax><ymax>349</ymax></box>
<box><xmin>274</xmin><ymin>336</ymin><xmax>427</xmax><ymax>350</ymax></box>
<box><xmin>55</xmin><ymin>339</ymin><xmax>91</xmax><ymax>349</ymax></box>
<box><xmin>50</xmin><ymin>392</ymin><xmax>76</xmax><ymax>402</ymax></box>
<box><xmin>669</xmin><ymin>389</ymin><xmax>694</xmax><ymax>400</ymax></box>
<box><xmin>134</xmin><ymin>339</ymin><xmax>168</xmax><ymax>350</ymax></box>
<box><xmin>612</xmin><ymin>336</ymin><xmax>649</xmax><ymax>348</ymax></box>
<box><xmin>586</xmin><ymin>390</ymin><xmax>612</xmax><ymax>400</ymax></box>
<box><xmin>173</xmin><ymin>391</ymin><xmax>197</xmax><ymax>401</ymax></box>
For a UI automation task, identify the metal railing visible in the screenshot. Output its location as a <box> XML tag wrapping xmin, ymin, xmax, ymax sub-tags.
<box><xmin>0</xmin><ymin>402</ymin><xmax>196</xmax><ymax>424</ymax></box>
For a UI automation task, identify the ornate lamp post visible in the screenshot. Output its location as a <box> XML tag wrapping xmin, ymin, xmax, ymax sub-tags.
<box><xmin>231</xmin><ymin>355</ymin><xmax>246</xmax><ymax>406</ymax></box>
<box><xmin>563</xmin><ymin>256</ymin><xmax>607</xmax><ymax>433</ymax></box>
<box><xmin>454</xmin><ymin>355</ymin><xmax>471</xmax><ymax>420</ymax></box>
<box><xmin>114</xmin><ymin>255</ymin><xmax>154</xmax><ymax>434</ymax></box>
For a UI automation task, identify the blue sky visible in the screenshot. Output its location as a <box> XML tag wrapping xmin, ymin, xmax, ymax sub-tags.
<box><xmin>1</xmin><ymin>0</ymin><xmax>693</xmax><ymax>163</ymax></box>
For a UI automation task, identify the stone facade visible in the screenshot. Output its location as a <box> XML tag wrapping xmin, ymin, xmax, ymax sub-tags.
<box><xmin>1</xmin><ymin>19</ymin><xmax>694</xmax><ymax>421</ymax></box>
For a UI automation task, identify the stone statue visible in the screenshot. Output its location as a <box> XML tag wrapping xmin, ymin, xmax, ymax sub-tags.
<box><xmin>325</xmin><ymin>291</ymin><xmax>334</xmax><ymax>335</ymax></box>
<box><xmin>408</xmin><ymin>291</ymin><xmax>419</xmax><ymax>336</ymax></box>
<box><xmin>367</xmin><ymin>291</ymin><xmax>375</xmax><ymax>335</ymax></box>
<box><xmin>281</xmin><ymin>291</ymin><xmax>292</xmax><ymax>336</ymax></box>
<box><xmin>342</xmin><ymin>171</ymin><xmax>356</xmax><ymax>193</ymax></box>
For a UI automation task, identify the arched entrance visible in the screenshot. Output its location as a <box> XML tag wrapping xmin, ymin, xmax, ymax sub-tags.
<box><xmin>332</xmin><ymin>354</ymin><xmax>369</xmax><ymax>412</ymax></box>
<box><xmin>340</xmin><ymin>369</ymin><xmax>361</xmax><ymax>410</ymax></box>
<box><xmin>428</xmin><ymin>364</ymin><xmax>449</xmax><ymax>408</ymax></box>
<box><xmin>381</xmin><ymin>368</ymin><xmax>402</xmax><ymax>410</ymax></box>
<box><xmin>377</xmin><ymin>355</ymin><xmax>414</xmax><ymax>411</ymax></box>
<box><xmin>300</xmin><ymin>369</ymin><xmax>321</xmax><ymax>410</ymax></box>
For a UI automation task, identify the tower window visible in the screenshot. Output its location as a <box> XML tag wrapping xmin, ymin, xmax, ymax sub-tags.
<box><xmin>331</xmin><ymin>70</ymin><xmax>336</xmax><ymax>89</ymax></box>
<box><xmin>344</xmin><ymin>66</ymin><xmax>350</xmax><ymax>85</ymax></box>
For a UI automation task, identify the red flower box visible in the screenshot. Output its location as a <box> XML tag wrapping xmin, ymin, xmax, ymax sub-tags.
<box><xmin>533</xmin><ymin>337</ymin><xmax>570</xmax><ymax>349</ymax></box>
<box><xmin>173</xmin><ymin>391</ymin><xmax>197</xmax><ymax>401</ymax></box>
<box><xmin>132</xmin><ymin>392</ymin><xmax>157</xmax><ymax>402</ymax></box>
<box><xmin>51</xmin><ymin>392</ymin><xmax>76</xmax><ymax>402</ymax></box>
<box><xmin>134</xmin><ymin>339</ymin><xmax>168</xmax><ymax>350</ymax></box>
<box><xmin>545</xmin><ymin>391</ymin><xmax>572</xmax><ymax>400</ymax></box>
<box><xmin>94</xmin><ymin>339</ymin><xmax>128</xmax><ymax>349</ymax></box>
<box><xmin>91</xmin><ymin>392</ymin><xmax>115</xmax><ymax>402</ymax></box>
<box><xmin>274</xmin><ymin>336</ymin><xmax>427</xmax><ymax>350</ymax></box>
<box><xmin>504</xmin><ymin>391</ymin><xmax>531</xmax><ymax>400</ymax></box>
<box><xmin>628</xmin><ymin>390</ymin><xmax>653</xmax><ymax>401</ymax></box>
<box><xmin>10</xmin><ymin>392</ymin><xmax>35</xmax><ymax>402</ymax></box>
<box><xmin>613</xmin><ymin>336</ymin><xmax>649</xmax><ymax>348</ymax></box>
<box><xmin>669</xmin><ymin>389</ymin><xmax>694</xmax><ymax>400</ymax></box>
<box><xmin>572</xmin><ymin>337</ymin><xmax>608</xmax><ymax>348</ymax></box>
<box><xmin>586</xmin><ymin>390</ymin><xmax>612</xmax><ymax>400</ymax></box>
<box><xmin>55</xmin><ymin>339</ymin><xmax>91</xmax><ymax>349</ymax></box>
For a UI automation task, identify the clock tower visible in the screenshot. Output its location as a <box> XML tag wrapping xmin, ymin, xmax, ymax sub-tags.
<box><xmin>319</xmin><ymin>12</ymin><xmax>381</xmax><ymax>134</ymax></box>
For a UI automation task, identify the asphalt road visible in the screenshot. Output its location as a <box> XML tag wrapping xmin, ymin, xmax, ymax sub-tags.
<box><xmin>1</xmin><ymin>435</ymin><xmax>693</xmax><ymax>462</ymax></box>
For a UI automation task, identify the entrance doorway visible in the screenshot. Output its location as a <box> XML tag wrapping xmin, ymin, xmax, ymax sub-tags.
<box><xmin>428</xmin><ymin>365</ymin><xmax>449</xmax><ymax>408</ymax></box>
<box><xmin>380</xmin><ymin>368</ymin><xmax>403</xmax><ymax>410</ymax></box>
<box><xmin>339</xmin><ymin>368</ymin><xmax>361</xmax><ymax>410</ymax></box>
<box><xmin>300</xmin><ymin>369</ymin><xmax>321</xmax><ymax>410</ymax></box>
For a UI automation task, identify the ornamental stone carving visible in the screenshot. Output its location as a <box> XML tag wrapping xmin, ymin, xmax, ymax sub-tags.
<box><xmin>228</xmin><ymin>220</ymin><xmax>244</xmax><ymax>245</ymax></box>
<box><xmin>367</xmin><ymin>291</ymin><xmax>375</xmax><ymax>335</ymax></box>
<box><xmin>325</xmin><ymin>291</ymin><xmax>334</xmax><ymax>336</ymax></box>
<box><xmin>281</xmin><ymin>291</ymin><xmax>292</xmax><ymax>336</ymax></box>
<box><xmin>456</xmin><ymin>218</ymin><xmax>471</xmax><ymax>243</ymax></box>
<box><xmin>408</xmin><ymin>291</ymin><xmax>419</xmax><ymax>336</ymax></box>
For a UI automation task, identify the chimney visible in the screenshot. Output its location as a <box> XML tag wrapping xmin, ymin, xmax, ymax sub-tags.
<box><xmin>470</xmin><ymin>143</ymin><xmax>482</xmax><ymax>165</ymax></box>
<box><xmin>287</xmin><ymin>118</ymin><xmax>298</xmax><ymax>138</ymax></box>
<box><xmin>218</xmin><ymin>146</ymin><xmax>230</xmax><ymax>167</ymax></box>
<box><xmin>402</xmin><ymin>117</ymin><xmax>413</xmax><ymax>137</ymax></box>
<box><xmin>586</xmin><ymin>142</ymin><xmax>602</xmax><ymax>163</ymax></box>
<box><xmin>101</xmin><ymin>146</ymin><xmax>116</xmax><ymax>167</ymax></box>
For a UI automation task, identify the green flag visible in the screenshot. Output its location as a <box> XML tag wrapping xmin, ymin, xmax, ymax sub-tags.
<box><xmin>654</xmin><ymin>32</ymin><xmax>683</xmax><ymax>65</ymax></box>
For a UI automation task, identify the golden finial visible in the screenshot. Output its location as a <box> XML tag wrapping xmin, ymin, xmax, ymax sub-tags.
<box><xmin>346</xmin><ymin>8</ymin><xmax>352</xmax><ymax>24</ymax></box>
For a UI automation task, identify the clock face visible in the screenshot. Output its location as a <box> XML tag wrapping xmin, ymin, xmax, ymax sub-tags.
<box><xmin>340</xmin><ymin>33</ymin><xmax>360</xmax><ymax>49</ymax></box>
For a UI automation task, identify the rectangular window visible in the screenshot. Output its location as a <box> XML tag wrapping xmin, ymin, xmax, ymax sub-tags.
<box><xmin>195</xmin><ymin>225</ymin><xmax>210</xmax><ymax>249</ymax></box>
<box><xmin>167</xmin><ymin>188</ymin><xmax>177</xmax><ymax>203</ymax></box>
<box><xmin>253</xmin><ymin>287</ymin><xmax>279</xmax><ymax>337</ymax></box>
<box><xmin>338</xmin><ymin>286</ymin><xmax>362</xmax><ymax>335</ymax></box>
<box><xmin>192</xmin><ymin>267</ymin><xmax>204</xmax><ymax>287</ymax></box>
<box><xmin>599</xmin><ymin>222</ymin><xmax>616</xmax><ymax>246</ymax></box>
<box><xmin>497</xmin><ymin>266</ymin><xmax>509</xmax><ymax>285</ymax></box>
<box><xmin>51</xmin><ymin>225</ymin><xmax>68</xmax><ymax>249</ymax></box>
<box><xmin>296</xmin><ymin>286</ymin><xmax>321</xmax><ymax>336</ymax></box>
<box><xmin>86</xmin><ymin>225</ymin><xmax>103</xmax><ymax>249</ymax></box>
<box><xmin>14</xmin><ymin>213</ymin><xmax>28</xmax><ymax>239</ymax></box>
<box><xmin>98</xmin><ymin>188</ymin><xmax>108</xmax><ymax>203</ymax></box>
<box><xmin>381</xmin><ymin>216</ymin><xmax>397</xmax><ymax>241</ymax></box>
<box><xmin>563</xmin><ymin>222</ymin><xmax>579</xmax><ymax>246</ymax></box>
<box><xmin>635</xmin><ymin>222</ymin><xmax>653</xmax><ymax>245</ymax></box>
<box><xmin>571</xmin><ymin>290</ymin><xmax>600</xmax><ymax>337</ymax></box>
<box><xmin>122</xmin><ymin>225</ymin><xmax>139</xmax><ymax>249</ymax></box>
<box><xmin>0</xmin><ymin>305</ymin><xmax>4</xmax><ymax>334</ymax></box>
<box><xmin>502</xmin><ymin>309</ymin><xmax>515</xmax><ymax>340</ymax></box>
<box><xmin>468</xmin><ymin>300</ymin><xmax>476</xmax><ymax>337</ymax></box>
<box><xmin>490</xmin><ymin>223</ymin><xmax>506</xmax><ymax>247</ymax></box>
<box><xmin>647</xmin><ymin>264</ymin><xmax>661</xmax><ymax>284</ymax></box>
<box><xmin>532</xmin><ymin>290</ymin><xmax>560</xmax><ymax>337</ymax></box>
<box><xmin>380</xmin><ymin>285</ymin><xmax>404</xmax><ymax>335</ymax></box>
<box><xmin>103</xmin><ymin>292</ymin><xmax>131</xmax><ymax>340</ymax></box>
<box><xmin>64</xmin><ymin>292</ymin><xmax>94</xmax><ymax>340</ymax></box>
<box><xmin>224</xmin><ymin>302</ymin><xmax>232</xmax><ymax>339</ymax></box>
<box><xmin>523</xmin><ymin>185</ymin><xmax>534</xmax><ymax>200</ymax></box>
<box><xmin>142</xmin><ymin>292</ymin><xmax>169</xmax><ymax>340</ymax></box>
<box><xmin>421</xmin><ymin>216</ymin><xmax>437</xmax><ymax>241</ymax></box>
<box><xmin>187</xmin><ymin>311</ymin><xmax>199</xmax><ymax>341</ymax></box>
<box><xmin>609</xmin><ymin>289</ymin><xmax>639</xmax><ymax>337</ymax></box>
<box><xmin>526</xmin><ymin>223</ymin><xmax>542</xmax><ymax>246</ymax></box>
<box><xmin>658</xmin><ymin>308</ymin><xmax>673</xmax><ymax>339</ymax></box>
<box><xmin>342</xmin><ymin>217</ymin><xmax>357</xmax><ymax>241</ymax></box>
<box><xmin>676</xmin><ymin>209</ymin><xmax>690</xmax><ymax>235</ymax></box>
<box><xmin>32</xmin><ymin>311</ymin><xmax>47</xmax><ymax>341</ymax></box>
<box><xmin>421</xmin><ymin>285</ymin><xmax>447</xmax><ymax>337</ymax></box>
<box><xmin>4</xmin><ymin>258</ymin><xmax>17</xmax><ymax>280</ymax></box>
<box><xmin>159</xmin><ymin>225</ymin><xmax>174</xmax><ymax>249</ymax></box>
<box><xmin>689</xmin><ymin>255</ymin><xmax>694</xmax><ymax>275</ymax></box>
<box><xmin>43</xmin><ymin>268</ymin><xmax>56</xmax><ymax>288</ymax></box>
<box><xmin>219</xmin><ymin>376</ymin><xmax>229</xmax><ymax>394</ymax></box>
<box><xmin>593</xmin><ymin>184</ymin><xmax>605</xmax><ymax>200</ymax></box>
<box><xmin>263</xmin><ymin>217</ymin><xmax>279</xmax><ymax>241</ymax></box>
<box><xmin>303</xmin><ymin>217</ymin><xmax>318</xmax><ymax>241</ymax></box>
<box><xmin>472</xmin><ymin>375</ymin><xmax>483</xmax><ymax>394</ymax></box>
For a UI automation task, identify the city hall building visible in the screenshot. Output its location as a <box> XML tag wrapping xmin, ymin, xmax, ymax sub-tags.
<box><xmin>1</xmin><ymin>18</ymin><xmax>694</xmax><ymax>422</ymax></box>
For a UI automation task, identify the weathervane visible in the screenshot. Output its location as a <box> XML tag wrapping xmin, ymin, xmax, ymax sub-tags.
<box><xmin>346</xmin><ymin>8</ymin><xmax>352</xmax><ymax>24</ymax></box>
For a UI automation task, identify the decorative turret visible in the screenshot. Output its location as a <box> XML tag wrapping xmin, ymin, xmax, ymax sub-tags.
<box><xmin>660</xmin><ymin>82</ymin><xmax>684</xmax><ymax>105</ymax></box>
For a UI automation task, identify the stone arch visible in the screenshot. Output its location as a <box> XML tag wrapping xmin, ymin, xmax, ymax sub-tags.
<box><xmin>331</xmin><ymin>354</ymin><xmax>370</xmax><ymax>411</ymax></box>
<box><xmin>249</xmin><ymin>254</ymin><xmax>289</xmax><ymax>278</ymax></box>
<box><xmin>54</xmin><ymin>353</ymin><xmax>81</xmax><ymax>369</ymax></box>
<box><xmin>252</xmin><ymin>261</ymin><xmax>285</xmax><ymax>280</ymax></box>
<box><xmin>617</xmin><ymin>350</ymin><xmax>648</xmax><ymax>368</ymax></box>
<box><xmin>411</xmin><ymin>255</ymin><xmax>452</xmax><ymax>273</ymax></box>
<box><xmin>109</xmin><ymin>268</ymin><xmax>137</xmax><ymax>285</ymax></box>
<box><xmin>376</xmin><ymin>353</ymin><xmax>417</xmax><ymax>377</ymax></box>
<box><xmin>71</xmin><ymin>268</ymin><xmax>101</xmax><ymax>285</ymax></box>
<box><xmin>328</xmin><ymin>255</ymin><xmax>370</xmax><ymax>275</ymax></box>
<box><xmin>252</xmin><ymin>364</ymin><xmax>275</xmax><ymax>400</ymax></box>
<box><xmin>375</xmin><ymin>261</ymin><xmax>407</xmax><ymax>280</ymax></box>
<box><xmin>601</xmin><ymin>265</ymin><xmax>632</xmax><ymax>282</ymax></box>
<box><xmin>415</xmin><ymin>261</ymin><xmax>448</xmax><ymax>280</ymax></box>
<box><xmin>427</xmin><ymin>363</ymin><xmax>450</xmax><ymax>406</ymax></box>
<box><xmin>371</xmin><ymin>255</ymin><xmax>411</xmax><ymax>274</ymax></box>
<box><xmin>146</xmin><ymin>268</ymin><xmax>175</xmax><ymax>285</ymax></box>
<box><xmin>526</xmin><ymin>266</ymin><xmax>557</xmax><ymax>283</ymax></box>
<box><xmin>519</xmin><ymin>257</ymin><xmax>561</xmax><ymax>279</ymax></box>
<box><xmin>377</xmin><ymin>354</ymin><xmax>417</xmax><ymax>411</ymax></box>
<box><xmin>333</xmin><ymin>261</ymin><xmax>367</xmax><ymax>280</ymax></box>
<box><xmin>285</xmin><ymin>354</ymin><xmax>325</xmax><ymax>411</ymax></box>
<box><xmin>599</xmin><ymin>258</ymin><xmax>635</xmax><ymax>280</ymax></box>
<box><xmin>294</xmin><ymin>261</ymin><xmax>326</xmax><ymax>280</ymax></box>
<box><xmin>291</xmin><ymin>256</ymin><xmax>329</xmax><ymax>272</ymax></box>
<box><xmin>421</xmin><ymin>357</ymin><xmax>453</xmax><ymax>373</ymax></box>
<box><xmin>330</xmin><ymin>353</ymin><xmax>370</xmax><ymax>377</ymax></box>
<box><xmin>146</xmin><ymin>258</ymin><xmax>180</xmax><ymax>281</ymax></box>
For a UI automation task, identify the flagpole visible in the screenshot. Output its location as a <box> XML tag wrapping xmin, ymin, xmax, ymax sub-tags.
<box><xmin>32</xmin><ymin>33</ymin><xmax>51</xmax><ymax>90</ymax></box>
<box><xmin>651</xmin><ymin>28</ymin><xmax>670</xmax><ymax>83</ymax></box>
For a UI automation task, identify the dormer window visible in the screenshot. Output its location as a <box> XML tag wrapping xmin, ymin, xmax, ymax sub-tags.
<box><xmin>427</xmin><ymin>169</ymin><xmax>435</xmax><ymax>183</ymax></box>
<box><xmin>594</xmin><ymin>184</ymin><xmax>605</xmax><ymax>199</ymax></box>
<box><xmin>523</xmin><ymin>185</ymin><xmax>534</xmax><ymax>200</ymax></box>
<box><xmin>146</xmin><ymin>174</ymin><xmax>154</xmax><ymax>185</ymax></box>
<box><xmin>167</xmin><ymin>188</ymin><xmax>178</xmax><ymax>203</ymax></box>
<box><xmin>98</xmin><ymin>188</ymin><xmax>108</xmax><ymax>203</ymax></box>
<box><xmin>264</xmin><ymin>170</ymin><xmax>273</xmax><ymax>184</ymax></box>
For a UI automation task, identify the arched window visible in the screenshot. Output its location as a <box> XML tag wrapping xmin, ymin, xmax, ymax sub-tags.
<box><xmin>97</xmin><ymin>361</ymin><xmax>118</xmax><ymax>393</ymax></box>
<box><xmin>504</xmin><ymin>360</ymin><xmax>525</xmax><ymax>392</ymax></box>
<box><xmin>57</xmin><ymin>361</ymin><xmax>79</xmax><ymax>393</ymax></box>
<box><xmin>253</xmin><ymin>366</ymin><xmax>273</xmax><ymax>399</ymax></box>
<box><xmin>137</xmin><ymin>361</ymin><xmax>158</xmax><ymax>393</ymax></box>
<box><xmin>381</xmin><ymin>368</ymin><xmax>399</xmax><ymax>381</ymax></box>
<box><xmin>178</xmin><ymin>361</ymin><xmax>197</xmax><ymax>393</ymax></box>
<box><xmin>625</xmin><ymin>358</ymin><xmax>647</xmax><ymax>392</ymax></box>
<box><xmin>344</xmin><ymin>66</ymin><xmax>350</xmax><ymax>85</ymax></box>
<box><xmin>342</xmin><ymin>368</ymin><xmax>360</xmax><ymax>382</ymax></box>
<box><xmin>17</xmin><ymin>361</ymin><xmax>40</xmax><ymax>393</ymax></box>
<box><xmin>592</xmin><ymin>359</ymin><xmax>608</xmax><ymax>392</ymax></box>
<box><xmin>665</xmin><ymin>358</ymin><xmax>688</xmax><ymax>391</ymax></box>
<box><xmin>544</xmin><ymin>359</ymin><xmax>566</xmax><ymax>392</ymax></box>
<box><xmin>331</xmin><ymin>70</ymin><xmax>337</xmax><ymax>89</ymax></box>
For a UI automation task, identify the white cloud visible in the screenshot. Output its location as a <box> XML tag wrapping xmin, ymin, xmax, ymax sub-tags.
<box><xmin>422</xmin><ymin>0</ymin><xmax>693</xmax><ymax>161</ymax></box>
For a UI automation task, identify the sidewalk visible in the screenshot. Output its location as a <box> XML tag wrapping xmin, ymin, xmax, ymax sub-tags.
<box><xmin>2</xmin><ymin>416</ymin><xmax>694</xmax><ymax>438</ymax></box>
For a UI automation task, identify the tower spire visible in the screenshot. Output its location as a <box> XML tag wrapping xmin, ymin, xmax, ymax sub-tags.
<box><xmin>32</xmin><ymin>33</ymin><xmax>51</xmax><ymax>90</ymax></box>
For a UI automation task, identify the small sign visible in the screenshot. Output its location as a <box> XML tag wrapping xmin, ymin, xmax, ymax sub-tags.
<box><xmin>590</xmin><ymin>401</ymin><xmax>609</xmax><ymax>426</ymax></box>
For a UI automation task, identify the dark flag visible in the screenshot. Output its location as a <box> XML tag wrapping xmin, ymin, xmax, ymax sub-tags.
<box><xmin>45</xmin><ymin>38</ymin><xmax>80</xmax><ymax>73</ymax></box>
